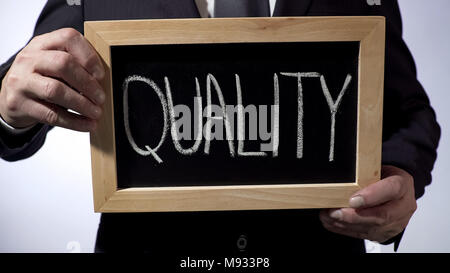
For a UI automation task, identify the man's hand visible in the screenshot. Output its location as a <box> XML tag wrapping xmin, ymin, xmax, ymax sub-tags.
<box><xmin>319</xmin><ymin>165</ymin><xmax>417</xmax><ymax>243</ymax></box>
<box><xmin>0</xmin><ymin>28</ymin><xmax>105</xmax><ymax>132</ymax></box>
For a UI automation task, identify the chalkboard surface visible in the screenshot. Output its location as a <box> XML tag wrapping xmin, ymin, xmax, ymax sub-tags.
<box><xmin>111</xmin><ymin>42</ymin><xmax>359</xmax><ymax>188</ymax></box>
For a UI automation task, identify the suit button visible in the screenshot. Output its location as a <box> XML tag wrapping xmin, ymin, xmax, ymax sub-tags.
<box><xmin>237</xmin><ymin>235</ymin><xmax>248</xmax><ymax>251</ymax></box>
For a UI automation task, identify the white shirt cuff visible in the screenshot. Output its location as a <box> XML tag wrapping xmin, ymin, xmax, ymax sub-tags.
<box><xmin>0</xmin><ymin>114</ymin><xmax>35</xmax><ymax>135</ymax></box>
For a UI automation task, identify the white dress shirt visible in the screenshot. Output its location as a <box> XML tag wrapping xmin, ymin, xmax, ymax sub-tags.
<box><xmin>195</xmin><ymin>0</ymin><xmax>277</xmax><ymax>18</ymax></box>
<box><xmin>0</xmin><ymin>114</ymin><xmax>34</xmax><ymax>134</ymax></box>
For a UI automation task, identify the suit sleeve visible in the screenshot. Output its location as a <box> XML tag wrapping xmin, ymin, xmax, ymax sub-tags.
<box><xmin>0</xmin><ymin>0</ymin><xmax>84</xmax><ymax>161</ymax></box>
<box><xmin>378</xmin><ymin>1</ymin><xmax>440</xmax><ymax>199</ymax></box>
<box><xmin>375</xmin><ymin>1</ymin><xmax>440</xmax><ymax>249</ymax></box>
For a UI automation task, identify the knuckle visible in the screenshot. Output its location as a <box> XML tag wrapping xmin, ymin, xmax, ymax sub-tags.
<box><xmin>85</xmin><ymin>50</ymin><xmax>97</xmax><ymax>66</ymax></box>
<box><xmin>52</xmin><ymin>53</ymin><xmax>72</xmax><ymax>71</ymax></box>
<box><xmin>4</xmin><ymin>73</ymin><xmax>21</xmax><ymax>90</ymax></box>
<box><xmin>84</xmin><ymin>52</ymin><xmax>101</xmax><ymax>73</ymax></box>
<box><xmin>71</xmin><ymin>95</ymin><xmax>85</xmax><ymax>113</ymax></box>
<box><xmin>79</xmin><ymin>96</ymin><xmax>92</xmax><ymax>111</ymax></box>
<box><xmin>29</xmin><ymin>34</ymin><xmax>44</xmax><ymax>46</ymax></box>
<box><xmin>43</xmin><ymin>108</ymin><xmax>58</xmax><ymax>125</ymax></box>
<box><xmin>43</xmin><ymin>80</ymin><xmax>60</xmax><ymax>100</ymax></box>
<box><xmin>14</xmin><ymin>51</ymin><xmax>32</xmax><ymax>65</ymax></box>
<box><xmin>4</xmin><ymin>92</ymin><xmax>21</xmax><ymax>113</ymax></box>
<box><xmin>59</xmin><ymin>28</ymin><xmax>81</xmax><ymax>41</ymax></box>
<box><xmin>29</xmin><ymin>35</ymin><xmax>40</xmax><ymax>44</ymax></box>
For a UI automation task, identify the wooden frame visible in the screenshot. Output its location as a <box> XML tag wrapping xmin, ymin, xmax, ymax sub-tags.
<box><xmin>84</xmin><ymin>17</ymin><xmax>385</xmax><ymax>212</ymax></box>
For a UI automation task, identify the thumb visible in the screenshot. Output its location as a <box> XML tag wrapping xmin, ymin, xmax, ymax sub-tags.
<box><xmin>349</xmin><ymin>173</ymin><xmax>407</xmax><ymax>209</ymax></box>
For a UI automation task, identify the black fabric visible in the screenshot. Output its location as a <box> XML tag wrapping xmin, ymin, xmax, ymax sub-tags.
<box><xmin>0</xmin><ymin>0</ymin><xmax>441</xmax><ymax>253</ymax></box>
<box><xmin>273</xmin><ymin>0</ymin><xmax>313</xmax><ymax>16</ymax></box>
<box><xmin>214</xmin><ymin>0</ymin><xmax>270</xmax><ymax>17</ymax></box>
<box><xmin>95</xmin><ymin>210</ymin><xmax>366</xmax><ymax>255</ymax></box>
<box><xmin>84</xmin><ymin>0</ymin><xmax>200</xmax><ymax>21</ymax></box>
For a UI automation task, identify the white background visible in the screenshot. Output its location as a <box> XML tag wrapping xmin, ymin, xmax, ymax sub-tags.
<box><xmin>0</xmin><ymin>0</ymin><xmax>448</xmax><ymax>253</ymax></box>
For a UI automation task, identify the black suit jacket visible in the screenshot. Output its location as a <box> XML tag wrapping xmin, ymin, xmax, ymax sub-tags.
<box><xmin>0</xmin><ymin>0</ymin><xmax>441</xmax><ymax>257</ymax></box>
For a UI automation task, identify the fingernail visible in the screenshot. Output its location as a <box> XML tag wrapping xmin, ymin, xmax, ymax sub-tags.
<box><xmin>349</xmin><ymin>195</ymin><xmax>365</xmax><ymax>208</ymax></box>
<box><xmin>329</xmin><ymin>209</ymin><xmax>343</xmax><ymax>221</ymax></box>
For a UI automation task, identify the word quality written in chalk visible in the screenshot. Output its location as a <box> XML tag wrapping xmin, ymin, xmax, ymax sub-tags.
<box><xmin>122</xmin><ymin>72</ymin><xmax>353</xmax><ymax>164</ymax></box>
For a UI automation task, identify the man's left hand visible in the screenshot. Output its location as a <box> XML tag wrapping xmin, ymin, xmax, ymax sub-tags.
<box><xmin>319</xmin><ymin>165</ymin><xmax>417</xmax><ymax>243</ymax></box>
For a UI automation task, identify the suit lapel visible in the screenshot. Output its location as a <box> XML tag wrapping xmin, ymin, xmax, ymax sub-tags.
<box><xmin>273</xmin><ymin>0</ymin><xmax>313</xmax><ymax>16</ymax></box>
<box><xmin>84</xmin><ymin>0</ymin><xmax>313</xmax><ymax>21</ymax></box>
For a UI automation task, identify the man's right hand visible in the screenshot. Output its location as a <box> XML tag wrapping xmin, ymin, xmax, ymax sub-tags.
<box><xmin>0</xmin><ymin>28</ymin><xmax>105</xmax><ymax>132</ymax></box>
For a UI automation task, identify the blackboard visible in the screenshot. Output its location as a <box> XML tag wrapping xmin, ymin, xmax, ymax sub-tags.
<box><xmin>111</xmin><ymin>42</ymin><xmax>359</xmax><ymax>188</ymax></box>
<box><xmin>85</xmin><ymin>17</ymin><xmax>385</xmax><ymax>212</ymax></box>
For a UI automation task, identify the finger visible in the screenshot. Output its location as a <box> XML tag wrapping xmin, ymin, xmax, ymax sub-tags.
<box><xmin>25</xmin><ymin>74</ymin><xmax>102</xmax><ymax>121</ymax></box>
<box><xmin>319</xmin><ymin>210</ymin><xmax>347</xmax><ymax>228</ymax></box>
<box><xmin>323</xmin><ymin>196</ymin><xmax>412</xmax><ymax>227</ymax></box>
<box><xmin>33</xmin><ymin>50</ymin><xmax>105</xmax><ymax>105</ymax></box>
<box><xmin>22</xmin><ymin>98</ymin><xmax>97</xmax><ymax>132</ymax></box>
<box><xmin>321</xmin><ymin>221</ymin><xmax>368</xmax><ymax>240</ymax></box>
<box><xmin>321</xmin><ymin>208</ymin><xmax>377</xmax><ymax>227</ymax></box>
<box><xmin>320</xmin><ymin>211</ymin><xmax>373</xmax><ymax>240</ymax></box>
<box><xmin>322</xmin><ymin>213</ymin><xmax>410</xmax><ymax>243</ymax></box>
<box><xmin>349</xmin><ymin>175</ymin><xmax>408</xmax><ymax>209</ymax></box>
<box><xmin>32</xmin><ymin>28</ymin><xmax>105</xmax><ymax>80</ymax></box>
